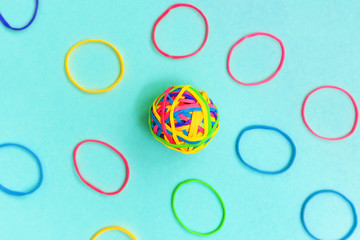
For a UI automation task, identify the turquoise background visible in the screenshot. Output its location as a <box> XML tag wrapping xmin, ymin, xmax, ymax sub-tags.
<box><xmin>1</xmin><ymin>0</ymin><xmax>360</xmax><ymax>239</ymax></box>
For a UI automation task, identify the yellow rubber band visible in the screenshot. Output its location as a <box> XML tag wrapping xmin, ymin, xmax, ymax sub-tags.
<box><xmin>65</xmin><ymin>39</ymin><xmax>124</xmax><ymax>93</ymax></box>
<box><xmin>91</xmin><ymin>226</ymin><xmax>136</xmax><ymax>240</ymax></box>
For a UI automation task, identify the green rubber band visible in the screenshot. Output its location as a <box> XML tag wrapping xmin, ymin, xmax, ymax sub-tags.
<box><xmin>171</xmin><ymin>179</ymin><xmax>226</xmax><ymax>236</ymax></box>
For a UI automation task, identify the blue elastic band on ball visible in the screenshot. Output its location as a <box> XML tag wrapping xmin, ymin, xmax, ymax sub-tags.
<box><xmin>0</xmin><ymin>0</ymin><xmax>39</xmax><ymax>31</ymax></box>
<box><xmin>236</xmin><ymin>125</ymin><xmax>296</xmax><ymax>175</ymax></box>
<box><xmin>0</xmin><ymin>143</ymin><xmax>43</xmax><ymax>196</ymax></box>
<box><xmin>301</xmin><ymin>189</ymin><xmax>357</xmax><ymax>240</ymax></box>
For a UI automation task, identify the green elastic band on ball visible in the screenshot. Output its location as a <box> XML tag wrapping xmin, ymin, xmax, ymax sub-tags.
<box><xmin>171</xmin><ymin>179</ymin><xmax>226</xmax><ymax>236</ymax></box>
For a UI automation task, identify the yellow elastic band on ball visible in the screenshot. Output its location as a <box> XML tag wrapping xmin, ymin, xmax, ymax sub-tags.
<box><xmin>91</xmin><ymin>226</ymin><xmax>136</xmax><ymax>240</ymax></box>
<box><xmin>65</xmin><ymin>39</ymin><xmax>124</xmax><ymax>93</ymax></box>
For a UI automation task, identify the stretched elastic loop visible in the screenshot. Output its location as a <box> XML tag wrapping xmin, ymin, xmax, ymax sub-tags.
<box><xmin>227</xmin><ymin>32</ymin><xmax>285</xmax><ymax>86</ymax></box>
<box><xmin>302</xmin><ymin>86</ymin><xmax>359</xmax><ymax>140</ymax></box>
<box><xmin>91</xmin><ymin>226</ymin><xmax>136</xmax><ymax>240</ymax></box>
<box><xmin>152</xmin><ymin>3</ymin><xmax>209</xmax><ymax>59</ymax></box>
<box><xmin>73</xmin><ymin>140</ymin><xmax>129</xmax><ymax>195</ymax></box>
<box><xmin>301</xmin><ymin>190</ymin><xmax>357</xmax><ymax>240</ymax></box>
<box><xmin>65</xmin><ymin>39</ymin><xmax>124</xmax><ymax>93</ymax></box>
<box><xmin>236</xmin><ymin>125</ymin><xmax>296</xmax><ymax>174</ymax></box>
<box><xmin>0</xmin><ymin>0</ymin><xmax>39</xmax><ymax>31</ymax></box>
<box><xmin>0</xmin><ymin>143</ymin><xmax>43</xmax><ymax>196</ymax></box>
<box><xmin>171</xmin><ymin>179</ymin><xmax>226</xmax><ymax>236</ymax></box>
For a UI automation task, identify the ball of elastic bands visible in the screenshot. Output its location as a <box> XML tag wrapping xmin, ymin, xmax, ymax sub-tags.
<box><xmin>73</xmin><ymin>140</ymin><xmax>129</xmax><ymax>195</ymax></box>
<box><xmin>152</xmin><ymin>3</ymin><xmax>209</xmax><ymax>59</ymax></box>
<box><xmin>149</xmin><ymin>85</ymin><xmax>220</xmax><ymax>154</ymax></box>
<box><xmin>65</xmin><ymin>39</ymin><xmax>124</xmax><ymax>93</ymax></box>
<box><xmin>0</xmin><ymin>0</ymin><xmax>38</xmax><ymax>31</ymax></box>
<box><xmin>0</xmin><ymin>143</ymin><xmax>43</xmax><ymax>196</ymax></box>
<box><xmin>301</xmin><ymin>190</ymin><xmax>357</xmax><ymax>240</ymax></box>
<box><xmin>227</xmin><ymin>32</ymin><xmax>285</xmax><ymax>86</ymax></box>
<box><xmin>236</xmin><ymin>125</ymin><xmax>296</xmax><ymax>175</ymax></box>
<box><xmin>302</xmin><ymin>86</ymin><xmax>359</xmax><ymax>140</ymax></box>
<box><xmin>172</xmin><ymin>179</ymin><xmax>226</xmax><ymax>236</ymax></box>
<box><xmin>91</xmin><ymin>226</ymin><xmax>136</xmax><ymax>240</ymax></box>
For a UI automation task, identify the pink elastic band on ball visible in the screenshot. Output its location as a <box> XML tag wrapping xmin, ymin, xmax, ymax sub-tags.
<box><xmin>302</xmin><ymin>86</ymin><xmax>359</xmax><ymax>140</ymax></box>
<box><xmin>152</xmin><ymin>3</ymin><xmax>209</xmax><ymax>59</ymax></box>
<box><xmin>73</xmin><ymin>140</ymin><xmax>130</xmax><ymax>195</ymax></box>
<box><xmin>227</xmin><ymin>32</ymin><xmax>285</xmax><ymax>86</ymax></box>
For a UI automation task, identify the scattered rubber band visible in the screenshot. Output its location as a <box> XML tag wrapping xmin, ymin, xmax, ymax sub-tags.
<box><xmin>0</xmin><ymin>0</ymin><xmax>39</xmax><ymax>31</ymax></box>
<box><xmin>171</xmin><ymin>179</ymin><xmax>226</xmax><ymax>236</ymax></box>
<box><xmin>0</xmin><ymin>143</ymin><xmax>43</xmax><ymax>196</ymax></box>
<box><xmin>302</xmin><ymin>86</ymin><xmax>359</xmax><ymax>140</ymax></box>
<box><xmin>227</xmin><ymin>32</ymin><xmax>285</xmax><ymax>86</ymax></box>
<box><xmin>301</xmin><ymin>189</ymin><xmax>357</xmax><ymax>240</ymax></box>
<box><xmin>73</xmin><ymin>139</ymin><xmax>129</xmax><ymax>195</ymax></box>
<box><xmin>152</xmin><ymin>3</ymin><xmax>209</xmax><ymax>59</ymax></box>
<box><xmin>91</xmin><ymin>226</ymin><xmax>136</xmax><ymax>240</ymax></box>
<box><xmin>65</xmin><ymin>39</ymin><xmax>124</xmax><ymax>93</ymax></box>
<box><xmin>236</xmin><ymin>125</ymin><xmax>296</xmax><ymax>175</ymax></box>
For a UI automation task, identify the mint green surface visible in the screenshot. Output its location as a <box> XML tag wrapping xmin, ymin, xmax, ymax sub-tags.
<box><xmin>1</xmin><ymin>0</ymin><xmax>360</xmax><ymax>239</ymax></box>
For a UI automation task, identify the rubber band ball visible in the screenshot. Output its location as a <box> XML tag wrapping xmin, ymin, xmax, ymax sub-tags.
<box><xmin>149</xmin><ymin>85</ymin><xmax>220</xmax><ymax>154</ymax></box>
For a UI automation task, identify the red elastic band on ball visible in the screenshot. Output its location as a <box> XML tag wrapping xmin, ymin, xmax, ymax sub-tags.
<box><xmin>73</xmin><ymin>139</ymin><xmax>130</xmax><ymax>195</ymax></box>
<box><xmin>152</xmin><ymin>3</ymin><xmax>209</xmax><ymax>59</ymax></box>
<box><xmin>302</xmin><ymin>86</ymin><xmax>359</xmax><ymax>140</ymax></box>
<box><xmin>227</xmin><ymin>32</ymin><xmax>285</xmax><ymax>86</ymax></box>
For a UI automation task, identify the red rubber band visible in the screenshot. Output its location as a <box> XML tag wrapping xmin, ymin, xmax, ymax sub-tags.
<box><xmin>73</xmin><ymin>140</ymin><xmax>130</xmax><ymax>195</ymax></box>
<box><xmin>152</xmin><ymin>3</ymin><xmax>209</xmax><ymax>59</ymax></box>
<box><xmin>227</xmin><ymin>32</ymin><xmax>285</xmax><ymax>86</ymax></box>
<box><xmin>302</xmin><ymin>86</ymin><xmax>359</xmax><ymax>140</ymax></box>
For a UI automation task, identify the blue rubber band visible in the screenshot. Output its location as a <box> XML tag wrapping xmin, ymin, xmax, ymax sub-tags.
<box><xmin>301</xmin><ymin>189</ymin><xmax>357</xmax><ymax>240</ymax></box>
<box><xmin>0</xmin><ymin>0</ymin><xmax>39</xmax><ymax>31</ymax></box>
<box><xmin>0</xmin><ymin>143</ymin><xmax>43</xmax><ymax>196</ymax></box>
<box><xmin>236</xmin><ymin>125</ymin><xmax>296</xmax><ymax>175</ymax></box>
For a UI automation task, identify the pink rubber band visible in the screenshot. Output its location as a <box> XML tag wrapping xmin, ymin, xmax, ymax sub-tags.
<box><xmin>73</xmin><ymin>140</ymin><xmax>130</xmax><ymax>195</ymax></box>
<box><xmin>227</xmin><ymin>32</ymin><xmax>285</xmax><ymax>86</ymax></box>
<box><xmin>152</xmin><ymin>3</ymin><xmax>209</xmax><ymax>59</ymax></box>
<box><xmin>302</xmin><ymin>86</ymin><xmax>359</xmax><ymax>140</ymax></box>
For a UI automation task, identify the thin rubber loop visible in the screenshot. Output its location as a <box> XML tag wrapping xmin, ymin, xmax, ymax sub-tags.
<box><xmin>301</xmin><ymin>189</ymin><xmax>357</xmax><ymax>240</ymax></box>
<box><xmin>227</xmin><ymin>32</ymin><xmax>285</xmax><ymax>86</ymax></box>
<box><xmin>0</xmin><ymin>143</ymin><xmax>43</xmax><ymax>196</ymax></box>
<box><xmin>0</xmin><ymin>0</ymin><xmax>38</xmax><ymax>31</ymax></box>
<box><xmin>236</xmin><ymin>125</ymin><xmax>296</xmax><ymax>175</ymax></box>
<box><xmin>73</xmin><ymin>139</ymin><xmax>129</xmax><ymax>195</ymax></box>
<box><xmin>152</xmin><ymin>3</ymin><xmax>209</xmax><ymax>59</ymax></box>
<box><xmin>302</xmin><ymin>86</ymin><xmax>358</xmax><ymax>140</ymax></box>
<box><xmin>65</xmin><ymin>39</ymin><xmax>124</xmax><ymax>93</ymax></box>
<box><xmin>171</xmin><ymin>179</ymin><xmax>226</xmax><ymax>236</ymax></box>
<box><xmin>91</xmin><ymin>226</ymin><xmax>136</xmax><ymax>240</ymax></box>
